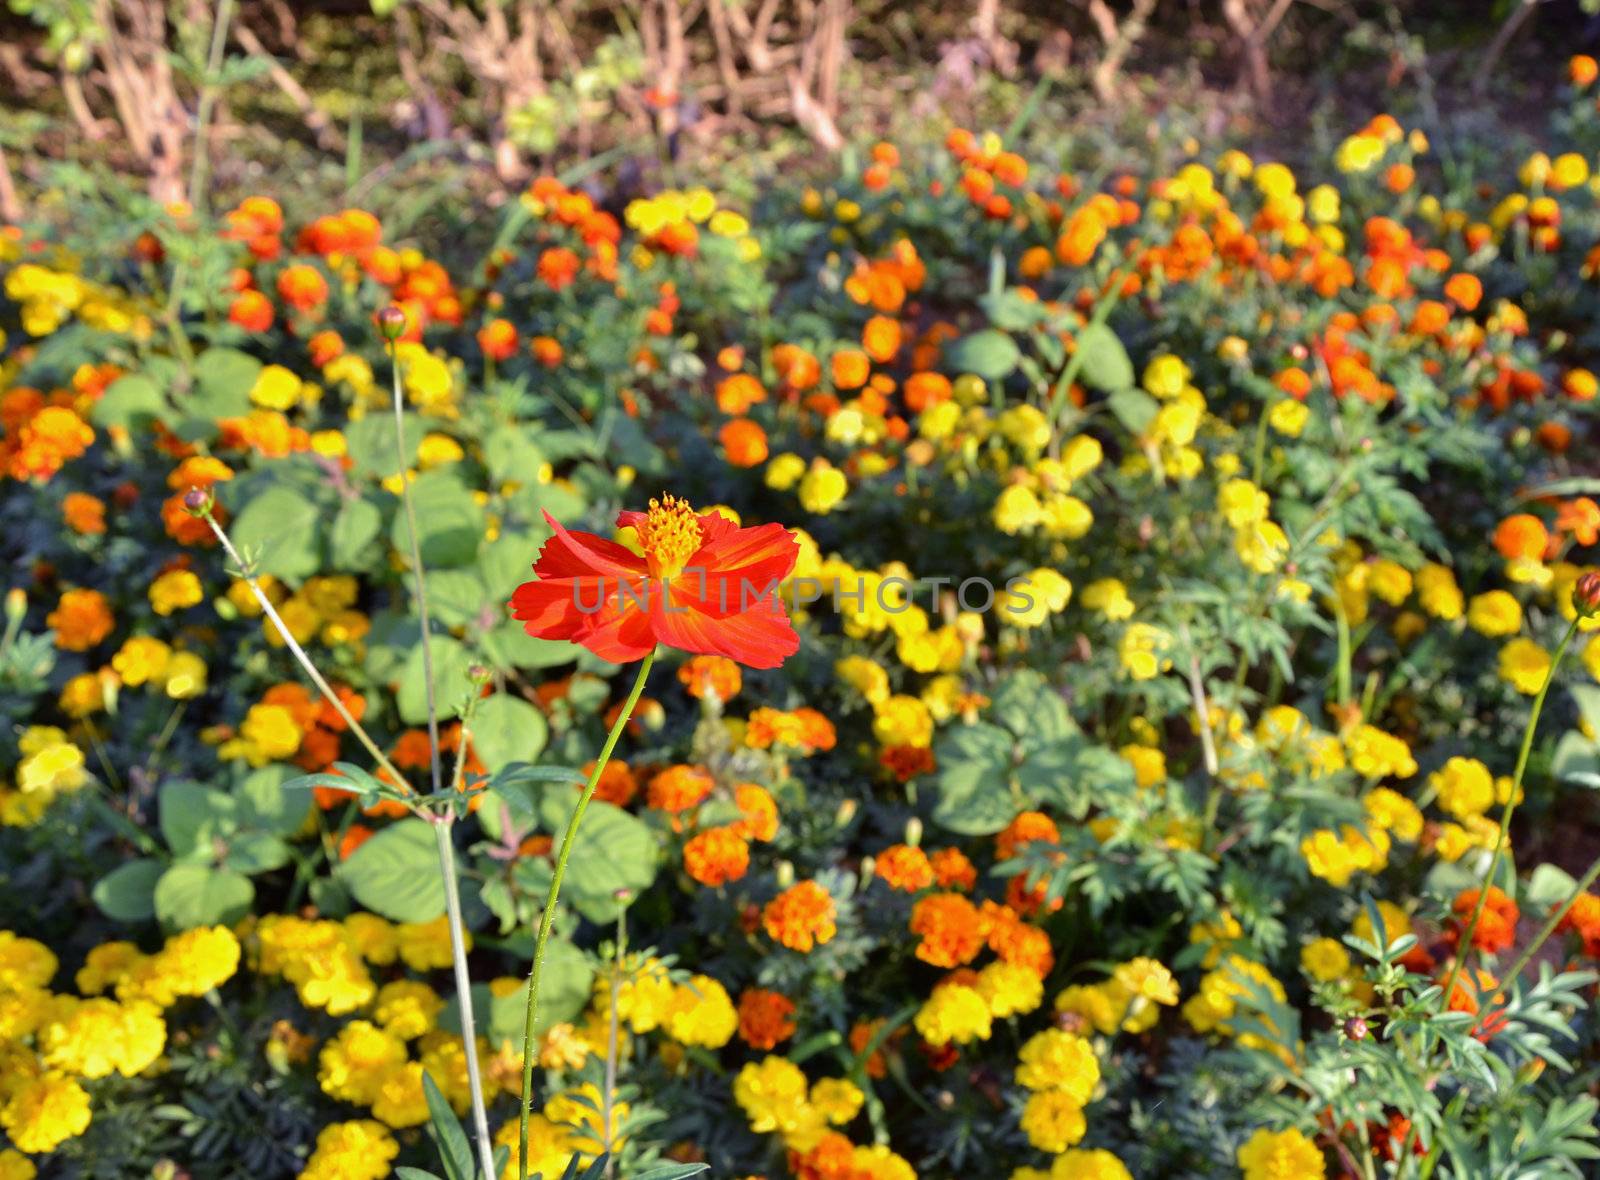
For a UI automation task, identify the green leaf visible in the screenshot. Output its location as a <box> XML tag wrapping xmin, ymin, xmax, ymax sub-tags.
<box><xmin>159</xmin><ymin>780</ymin><xmax>235</xmax><ymax>859</ymax></box>
<box><xmin>191</xmin><ymin>347</ymin><xmax>261</xmax><ymax>417</ymax></box>
<box><xmin>153</xmin><ymin>863</ymin><xmax>254</xmax><ymax>929</ymax></box>
<box><xmin>534</xmin><ymin>797</ymin><xmax>657</xmax><ymax>922</ymax></box>
<box><xmin>1106</xmin><ymin>386</ymin><xmax>1159</xmax><ymax>434</ymax></box>
<box><xmin>421</xmin><ymin>1071</ymin><xmax>473</xmax><ymax>1180</ymax></box>
<box><xmin>1526</xmin><ymin>862</ymin><xmax>1579</xmax><ymax>909</ymax></box>
<box><xmin>235</xmin><ymin>764</ymin><xmax>311</xmax><ymax>837</ymax></box>
<box><xmin>471</xmin><ymin>695</ymin><xmax>548</xmax><ymax>772</ymax></box>
<box><xmin>931</xmin><ymin>722</ymin><xmax>1017</xmax><ymax>835</ymax></box>
<box><xmin>93</xmin><ymin>859</ymin><xmax>164</xmax><ymax>922</ymax></box>
<box><xmin>989</xmin><ymin>669</ymin><xmax>1075</xmax><ymax>744</ymax></box>
<box><xmin>223</xmin><ymin>833</ymin><xmax>291</xmax><ymax>874</ymax></box>
<box><xmin>92</xmin><ymin>374</ymin><xmax>168</xmax><ymax>431</ymax></box>
<box><xmin>232</xmin><ymin>486</ymin><xmax>324</xmax><ymax>580</ymax></box>
<box><xmin>426</xmin><ymin>568</ymin><xmax>490</xmax><ymax>629</ymax></box>
<box><xmin>348</xmin><ymin>414</ymin><xmax>423</xmax><ymax>479</ymax></box>
<box><xmin>337</xmin><ymin>818</ymin><xmax>447</xmax><ymax>922</ymax></box>
<box><xmin>945</xmin><ymin>329</ymin><xmax>1021</xmax><ymax>381</ymax></box>
<box><xmin>395</xmin><ymin>1170</ymin><xmax>445</xmax><ymax>1180</ymax></box>
<box><xmin>484</xmin><ymin>426</ymin><xmax>546</xmax><ymax>484</ymax></box>
<box><xmin>1074</xmin><ymin>322</ymin><xmax>1134</xmax><ymax>392</ymax></box>
<box><xmin>392</xmin><ymin>472</ymin><xmax>484</xmax><ymax>568</ymax></box>
<box><xmin>329</xmin><ymin>497</ymin><xmax>385</xmax><ymax>570</ymax></box>
<box><xmin>398</xmin><ymin>634</ymin><xmax>475</xmax><ymax>723</ymax></box>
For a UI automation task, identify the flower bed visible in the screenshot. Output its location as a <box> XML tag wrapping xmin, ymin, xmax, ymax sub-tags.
<box><xmin>6</xmin><ymin>70</ymin><xmax>1600</xmax><ymax>1180</ymax></box>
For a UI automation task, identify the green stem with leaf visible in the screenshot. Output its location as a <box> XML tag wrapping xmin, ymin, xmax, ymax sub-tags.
<box><xmin>519</xmin><ymin>647</ymin><xmax>656</xmax><ymax>1180</ymax></box>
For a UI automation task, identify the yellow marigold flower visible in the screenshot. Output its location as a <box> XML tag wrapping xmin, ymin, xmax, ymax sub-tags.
<box><xmin>1499</xmin><ymin>637</ymin><xmax>1551</xmax><ymax>694</ymax></box>
<box><xmin>1054</xmin><ymin>983</ymin><xmax>1126</xmax><ymax>1035</ymax></box>
<box><xmin>300</xmin><ymin>1120</ymin><xmax>398</xmax><ymax>1180</ymax></box>
<box><xmin>1237</xmin><ymin>1127</ymin><xmax>1326</xmax><ymax>1180</ymax></box>
<box><xmin>76</xmin><ymin>941</ymin><xmax>144</xmax><ymax>996</ymax></box>
<box><xmin>111</xmin><ymin>636</ymin><xmax>171</xmax><ymax>687</ymax></box>
<box><xmin>765</xmin><ymin>453</ymin><xmax>807</xmax><ymax>491</ymax></box>
<box><xmin>1467</xmin><ymin>590</ymin><xmax>1522</xmax><ymax>637</ymax></box>
<box><xmin>1020</xmin><ymin>1088</ymin><xmax>1087</xmax><ymax>1153</ymax></box>
<box><xmin>318</xmin><ymin>1020</ymin><xmax>407</xmax><ymax>1105</ymax></box>
<box><xmin>148</xmin><ymin>569</ymin><xmax>203</xmax><ymax>616</ymax></box>
<box><xmin>1142</xmin><ymin>354</ymin><xmax>1191</xmax><ymax>399</ymax></box>
<box><xmin>1218</xmin><ymin>478</ymin><xmax>1270</xmax><ymax>528</ymax></box>
<box><xmin>396</xmin><ymin>915</ymin><xmax>462</xmax><ymax>971</ymax></box>
<box><xmin>975</xmin><ymin>959</ymin><xmax>1045</xmax><ymax>1018</ymax></box>
<box><xmin>1364</xmin><ymin>786</ymin><xmax>1423</xmax><ymax>842</ymax></box>
<box><xmin>1082</xmin><ymin>578</ymin><xmax>1134</xmax><ymax>621</ymax></box>
<box><xmin>1015</xmin><ymin>1028</ymin><xmax>1099</xmax><ymax>1100</ymax></box>
<box><xmin>1343</xmin><ymin>724</ymin><xmax>1417</xmax><ymax>779</ymax></box>
<box><xmin>1416</xmin><ymin>563</ymin><xmax>1463</xmax><ymax>620</ymax></box>
<box><xmin>872</xmin><ymin>694</ymin><xmax>933</xmax><ymax>748</ymax></box>
<box><xmin>0</xmin><ymin>1072</ymin><xmax>91</xmax><ymax>1153</ymax></box>
<box><xmin>1049</xmin><ymin>1148</ymin><xmax>1133</xmax><ymax>1180</ymax></box>
<box><xmin>249</xmin><ymin>364</ymin><xmax>303</xmax><ymax>410</ymax></box>
<box><xmin>0</xmin><ymin>1148</ymin><xmax>36</xmax><ymax>1180</ymax></box>
<box><xmin>1299</xmin><ymin>938</ymin><xmax>1351</xmax><ymax>982</ymax></box>
<box><xmin>1119</xmin><ymin>623</ymin><xmax>1171</xmax><ymax>680</ymax></box>
<box><xmin>1367</xmin><ymin>559</ymin><xmax>1412</xmax><ymax>606</ymax></box>
<box><xmin>733</xmin><ymin>1055</ymin><xmax>811</xmax><ymax>1137</ymax></box>
<box><xmin>1430</xmin><ymin>756</ymin><xmax>1495</xmax><ymax>820</ymax></box>
<box><xmin>161</xmin><ymin>650</ymin><xmax>208</xmax><ymax>700</ymax></box>
<box><xmin>38</xmin><ymin>996</ymin><xmax>165</xmax><ymax>1078</ymax></box>
<box><xmin>664</xmin><ymin>974</ymin><xmax>738</xmax><ymax>1048</ymax></box>
<box><xmin>1267</xmin><ymin>399</ymin><xmax>1308</xmax><ymax>436</ymax></box>
<box><xmin>994</xmin><ymin>484</ymin><xmax>1043</xmax><ymax>535</ymax></box>
<box><xmin>1120</xmin><ymin>744</ymin><xmax>1166</xmax><ymax>787</ymax></box>
<box><xmin>373</xmin><ymin>979</ymin><xmax>444</xmax><ymax>1040</ymax></box>
<box><xmin>1113</xmin><ymin>957</ymin><xmax>1180</xmax><ymax>1007</ymax></box>
<box><xmin>799</xmin><ymin>462</ymin><xmax>848</xmax><ymax>513</ymax></box>
<box><xmin>809</xmin><ymin>1077</ymin><xmax>864</xmax><ymax>1124</ymax></box>
<box><xmin>835</xmin><ymin>655</ymin><xmax>890</xmax><ymax>705</ymax></box>
<box><xmin>914</xmin><ymin>983</ymin><xmax>992</xmax><ymax>1045</ymax></box>
<box><xmin>371</xmin><ymin>1060</ymin><xmax>429</xmax><ymax>1128</ymax></box>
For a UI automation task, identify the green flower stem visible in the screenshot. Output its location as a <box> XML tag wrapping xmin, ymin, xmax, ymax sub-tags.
<box><xmin>386</xmin><ymin>339</ymin><xmax>445</xmax><ymax>798</ymax></box>
<box><xmin>433</xmin><ymin>818</ymin><xmax>497</xmax><ymax>1180</ymax></box>
<box><xmin>203</xmin><ymin>511</ymin><xmax>406</xmax><ymax>786</ymax></box>
<box><xmin>1436</xmin><ymin>617</ymin><xmax>1579</xmax><ymax>1027</ymax></box>
<box><xmin>520</xmin><ymin>647</ymin><xmax>657</xmax><ymax>1179</ymax></box>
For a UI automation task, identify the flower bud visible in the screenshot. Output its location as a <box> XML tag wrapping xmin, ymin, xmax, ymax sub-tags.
<box><xmin>1574</xmin><ymin>570</ymin><xmax>1600</xmax><ymax>618</ymax></box>
<box><xmin>1343</xmin><ymin>1015</ymin><xmax>1369</xmax><ymax>1041</ymax></box>
<box><xmin>904</xmin><ymin>816</ymin><xmax>924</xmax><ymax>848</ymax></box>
<box><xmin>374</xmin><ymin>304</ymin><xmax>408</xmax><ymax>341</ymax></box>
<box><xmin>4</xmin><ymin>587</ymin><xmax>24</xmax><ymax>623</ymax></box>
<box><xmin>182</xmin><ymin>487</ymin><xmax>213</xmax><ymax>516</ymax></box>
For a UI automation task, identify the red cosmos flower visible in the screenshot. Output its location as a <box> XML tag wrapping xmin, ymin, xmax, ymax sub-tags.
<box><xmin>509</xmin><ymin>495</ymin><xmax>800</xmax><ymax>668</ymax></box>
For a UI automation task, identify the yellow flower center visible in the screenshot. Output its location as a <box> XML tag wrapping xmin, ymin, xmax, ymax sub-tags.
<box><xmin>635</xmin><ymin>494</ymin><xmax>703</xmax><ymax>578</ymax></box>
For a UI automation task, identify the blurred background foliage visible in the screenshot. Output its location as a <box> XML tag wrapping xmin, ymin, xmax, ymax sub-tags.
<box><xmin>6</xmin><ymin>0</ymin><xmax>1600</xmax><ymax>250</ymax></box>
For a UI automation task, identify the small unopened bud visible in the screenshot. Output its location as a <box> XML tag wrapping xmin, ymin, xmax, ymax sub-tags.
<box><xmin>467</xmin><ymin>664</ymin><xmax>491</xmax><ymax>685</ymax></box>
<box><xmin>1574</xmin><ymin>571</ymin><xmax>1600</xmax><ymax>618</ymax></box>
<box><xmin>375</xmin><ymin>304</ymin><xmax>407</xmax><ymax>340</ymax></box>
<box><xmin>1343</xmin><ymin>1015</ymin><xmax>1369</xmax><ymax>1041</ymax></box>
<box><xmin>182</xmin><ymin>487</ymin><xmax>213</xmax><ymax>516</ymax></box>
<box><xmin>835</xmin><ymin>799</ymin><xmax>858</xmax><ymax>827</ymax></box>
<box><xmin>904</xmin><ymin>816</ymin><xmax>923</xmax><ymax>848</ymax></box>
<box><xmin>4</xmin><ymin>587</ymin><xmax>24</xmax><ymax>622</ymax></box>
<box><xmin>774</xmin><ymin>860</ymin><xmax>795</xmax><ymax>888</ymax></box>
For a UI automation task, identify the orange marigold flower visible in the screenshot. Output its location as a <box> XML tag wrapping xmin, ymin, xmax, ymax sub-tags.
<box><xmin>62</xmin><ymin>492</ymin><xmax>106</xmax><ymax>535</ymax></box>
<box><xmin>771</xmin><ymin>344</ymin><xmax>821</xmax><ymax>391</ymax></box>
<box><xmin>849</xmin><ymin>1018</ymin><xmax>892</xmax><ymax>1078</ymax></box>
<box><xmin>1572</xmin><ymin>54</ymin><xmax>1599</xmax><ymax>87</ymax></box>
<box><xmin>715</xmin><ymin>373</ymin><xmax>767</xmax><ymax>415</ymax></box>
<box><xmin>831</xmin><ymin>349</ymin><xmax>871</xmax><ymax>391</ymax></box>
<box><xmin>880</xmin><ymin>744</ymin><xmax>935</xmax><ymax>782</ymax></box>
<box><xmin>677</xmin><ymin>654</ymin><xmax>742</xmax><ymax>702</ymax></box>
<box><xmin>277</xmin><ymin>263</ymin><xmax>330</xmax><ymax>311</ymax></box>
<box><xmin>684</xmin><ymin>825</ymin><xmax>750</xmax><ymax>887</ymax></box>
<box><xmin>763</xmin><ymin>880</ymin><xmax>837</xmax><ymax>952</ymax></box>
<box><xmin>1450</xmin><ymin>886</ymin><xmax>1519</xmax><ymax>955</ymax></box>
<box><xmin>861</xmin><ymin>316</ymin><xmax>902</xmax><ymax>364</ymax></box>
<box><xmin>732</xmin><ymin>783</ymin><xmax>779</xmax><ymax>842</ymax></box>
<box><xmin>1442</xmin><ymin>272</ymin><xmax>1483</xmax><ymax>312</ymax></box>
<box><xmin>908</xmin><ymin>893</ymin><xmax>989</xmax><ymax>968</ymax></box>
<box><xmin>581</xmin><ymin>759</ymin><xmax>639</xmax><ymax>808</ymax></box>
<box><xmin>537</xmin><ymin>247</ymin><xmax>581</xmax><ymax>291</ymax></box>
<box><xmin>477</xmin><ymin>318</ymin><xmax>518</xmax><ymax>362</ymax></box>
<box><xmin>47</xmin><ymin>587</ymin><xmax>114</xmax><ymax>651</ymax></box>
<box><xmin>531</xmin><ymin>336</ymin><xmax>564</xmax><ymax>368</ymax></box>
<box><xmin>719</xmin><ymin>417</ymin><xmax>769</xmax><ymax>467</ymax></box>
<box><xmin>875</xmin><ymin>844</ymin><xmax>935</xmax><ymax>892</ymax></box>
<box><xmin>1555</xmin><ymin>892</ymin><xmax>1600</xmax><ymax>956</ymax></box>
<box><xmin>1493</xmin><ymin>513</ymin><xmax>1549</xmax><ymax>561</ymax></box>
<box><xmin>929</xmin><ymin>847</ymin><xmax>978</xmax><ymax>891</ymax></box>
<box><xmin>996</xmin><ymin>810</ymin><xmax>1060</xmax><ymax>860</ymax></box>
<box><xmin>736</xmin><ymin>988</ymin><xmax>797</xmax><ymax>1049</ymax></box>
<box><xmin>647</xmin><ymin>764</ymin><xmax>715</xmax><ymax>813</ymax></box>
<box><xmin>228</xmin><ymin>289</ymin><xmax>274</xmax><ymax>332</ymax></box>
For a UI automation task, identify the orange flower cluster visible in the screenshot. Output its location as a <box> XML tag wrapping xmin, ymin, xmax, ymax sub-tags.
<box><xmin>1448</xmin><ymin>887</ymin><xmax>1519</xmax><ymax>955</ymax></box>
<box><xmin>1</xmin><ymin>386</ymin><xmax>95</xmax><ymax>481</ymax></box>
<box><xmin>736</xmin><ymin>987</ymin><xmax>798</xmax><ymax>1050</ymax></box>
<box><xmin>908</xmin><ymin>892</ymin><xmax>989</xmax><ymax>967</ymax></box>
<box><xmin>744</xmin><ymin>706</ymin><xmax>836</xmax><ymax>753</ymax></box>
<box><xmin>763</xmin><ymin>880</ymin><xmax>837</xmax><ymax>952</ymax></box>
<box><xmin>1555</xmin><ymin>892</ymin><xmax>1600</xmax><ymax>957</ymax></box>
